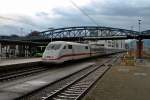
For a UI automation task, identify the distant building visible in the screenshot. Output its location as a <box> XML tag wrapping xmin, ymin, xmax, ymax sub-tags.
<box><xmin>90</xmin><ymin>40</ymin><xmax>125</xmax><ymax>49</ymax></box>
<box><xmin>88</xmin><ymin>29</ymin><xmax>125</xmax><ymax>49</ymax></box>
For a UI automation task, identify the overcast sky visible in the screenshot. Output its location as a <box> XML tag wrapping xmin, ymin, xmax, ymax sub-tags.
<box><xmin>0</xmin><ymin>0</ymin><xmax>150</xmax><ymax>36</ymax></box>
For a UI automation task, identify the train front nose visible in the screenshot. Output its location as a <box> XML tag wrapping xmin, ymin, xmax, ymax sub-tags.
<box><xmin>42</xmin><ymin>50</ymin><xmax>59</xmax><ymax>62</ymax></box>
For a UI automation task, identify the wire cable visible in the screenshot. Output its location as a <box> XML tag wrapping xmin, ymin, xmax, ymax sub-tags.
<box><xmin>0</xmin><ymin>16</ymin><xmax>37</xmax><ymax>27</ymax></box>
<box><xmin>70</xmin><ymin>0</ymin><xmax>99</xmax><ymax>26</ymax></box>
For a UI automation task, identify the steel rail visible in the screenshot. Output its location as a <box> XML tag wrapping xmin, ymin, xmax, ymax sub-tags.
<box><xmin>17</xmin><ymin>56</ymin><xmax>120</xmax><ymax>100</ymax></box>
<box><xmin>0</xmin><ymin>66</ymin><xmax>48</xmax><ymax>82</ymax></box>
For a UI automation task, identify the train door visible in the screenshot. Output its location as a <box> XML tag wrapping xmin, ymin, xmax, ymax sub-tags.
<box><xmin>68</xmin><ymin>45</ymin><xmax>73</xmax><ymax>60</ymax></box>
<box><xmin>60</xmin><ymin>45</ymin><xmax>67</xmax><ymax>62</ymax></box>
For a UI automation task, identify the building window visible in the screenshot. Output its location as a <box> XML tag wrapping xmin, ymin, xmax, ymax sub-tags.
<box><xmin>63</xmin><ymin>46</ymin><xmax>66</xmax><ymax>49</ymax></box>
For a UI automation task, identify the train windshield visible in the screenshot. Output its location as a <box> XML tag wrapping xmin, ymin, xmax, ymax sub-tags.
<box><xmin>46</xmin><ymin>44</ymin><xmax>61</xmax><ymax>50</ymax></box>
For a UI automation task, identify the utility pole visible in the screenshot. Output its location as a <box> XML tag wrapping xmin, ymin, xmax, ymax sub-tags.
<box><xmin>137</xmin><ymin>19</ymin><xmax>143</xmax><ymax>62</ymax></box>
<box><xmin>20</xmin><ymin>28</ymin><xmax>24</xmax><ymax>36</ymax></box>
<box><xmin>48</xmin><ymin>28</ymin><xmax>54</xmax><ymax>42</ymax></box>
<box><xmin>131</xmin><ymin>26</ymin><xmax>136</xmax><ymax>62</ymax></box>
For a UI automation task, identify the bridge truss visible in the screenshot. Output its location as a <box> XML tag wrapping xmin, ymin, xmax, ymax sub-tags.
<box><xmin>18</xmin><ymin>26</ymin><xmax>150</xmax><ymax>59</ymax></box>
<box><xmin>25</xmin><ymin>26</ymin><xmax>140</xmax><ymax>42</ymax></box>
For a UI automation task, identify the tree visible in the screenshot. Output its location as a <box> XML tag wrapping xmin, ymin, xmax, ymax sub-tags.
<box><xmin>27</xmin><ymin>31</ymin><xmax>40</xmax><ymax>36</ymax></box>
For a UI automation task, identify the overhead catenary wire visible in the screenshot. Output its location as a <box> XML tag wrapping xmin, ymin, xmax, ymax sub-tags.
<box><xmin>70</xmin><ymin>0</ymin><xmax>99</xmax><ymax>26</ymax></box>
<box><xmin>0</xmin><ymin>16</ymin><xmax>37</xmax><ymax>28</ymax></box>
<box><xmin>0</xmin><ymin>16</ymin><xmax>40</xmax><ymax>36</ymax></box>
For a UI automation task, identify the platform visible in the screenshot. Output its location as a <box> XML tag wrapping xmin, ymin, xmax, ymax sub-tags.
<box><xmin>0</xmin><ymin>57</ymin><xmax>42</xmax><ymax>71</ymax></box>
<box><xmin>0</xmin><ymin>57</ymin><xmax>41</xmax><ymax>66</ymax></box>
<box><xmin>83</xmin><ymin>59</ymin><xmax>150</xmax><ymax>100</ymax></box>
<box><xmin>0</xmin><ymin>62</ymin><xmax>95</xmax><ymax>100</ymax></box>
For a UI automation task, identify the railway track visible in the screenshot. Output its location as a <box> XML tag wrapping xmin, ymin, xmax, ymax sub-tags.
<box><xmin>0</xmin><ymin>66</ymin><xmax>49</xmax><ymax>82</ymax></box>
<box><xmin>18</xmin><ymin>56</ymin><xmax>120</xmax><ymax>100</ymax></box>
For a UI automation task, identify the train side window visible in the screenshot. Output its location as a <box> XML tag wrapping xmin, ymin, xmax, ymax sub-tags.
<box><xmin>85</xmin><ymin>46</ymin><xmax>88</xmax><ymax>49</ymax></box>
<box><xmin>68</xmin><ymin>45</ymin><xmax>72</xmax><ymax>49</ymax></box>
<box><xmin>63</xmin><ymin>46</ymin><xmax>66</xmax><ymax>49</ymax></box>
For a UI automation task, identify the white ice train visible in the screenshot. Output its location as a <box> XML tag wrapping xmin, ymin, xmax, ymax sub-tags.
<box><xmin>42</xmin><ymin>41</ymin><xmax>124</xmax><ymax>63</ymax></box>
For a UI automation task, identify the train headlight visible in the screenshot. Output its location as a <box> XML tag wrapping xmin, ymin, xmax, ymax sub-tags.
<box><xmin>47</xmin><ymin>56</ymin><xmax>54</xmax><ymax>59</ymax></box>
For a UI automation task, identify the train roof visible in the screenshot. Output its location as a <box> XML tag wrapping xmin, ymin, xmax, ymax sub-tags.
<box><xmin>49</xmin><ymin>41</ymin><xmax>88</xmax><ymax>46</ymax></box>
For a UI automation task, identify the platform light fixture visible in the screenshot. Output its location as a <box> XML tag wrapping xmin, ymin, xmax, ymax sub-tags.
<box><xmin>138</xmin><ymin>19</ymin><xmax>141</xmax><ymax>34</ymax></box>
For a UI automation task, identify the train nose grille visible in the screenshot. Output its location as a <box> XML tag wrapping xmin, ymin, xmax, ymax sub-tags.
<box><xmin>46</xmin><ymin>56</ymin><xmax>54</xmax><ymax>59</ymax></box>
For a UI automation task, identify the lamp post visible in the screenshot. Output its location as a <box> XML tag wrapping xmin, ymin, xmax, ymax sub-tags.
<box><xmin>138</xmin><ymin>19</ymin><xmax>141</xmax><ymax>34</ymax></box>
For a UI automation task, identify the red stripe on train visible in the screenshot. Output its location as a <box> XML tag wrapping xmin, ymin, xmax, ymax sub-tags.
<box><xmin>44</xmin><ymin>52</ymin><xmax>91</xmax><ymax>60</ymax></box>
<box><xmin>43</xmin><ymin>52</ymin><xmax>102</xmax><ymax>60</ymax></box>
